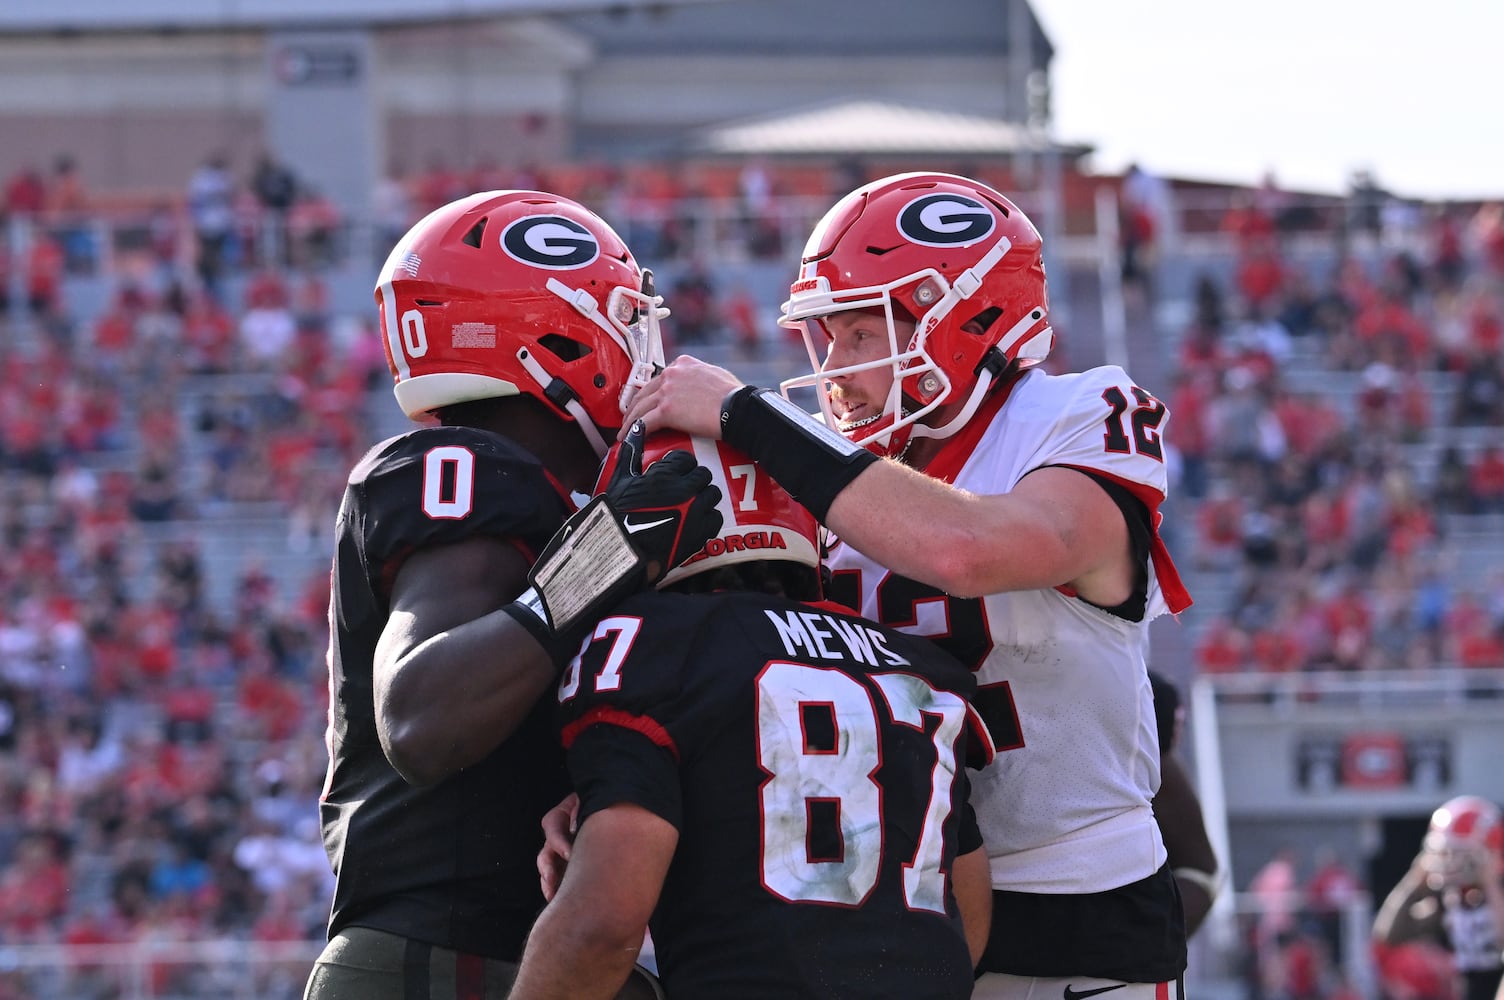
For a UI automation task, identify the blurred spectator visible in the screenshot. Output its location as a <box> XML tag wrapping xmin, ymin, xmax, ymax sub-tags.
<box><xmin>414</xmin><ymin>153</ymin><xmax>463</xmax><ymax>214</ymax></box>
<box><xmin>3</xmin><ymin>164</ymin><xmax>46</xmax><ymax>218</ymax></box>
<box><xmin>1196</xmin><ymin>616</ymin><xmax>1252</xmax><ymax>675</ymax></box>
<box><xmin>1434</xmin><ymin>445</ymin><xmax>1476</xmax><ymax>514</ymax></box>
<box><xmin>149</xmin><ymin>837</ymin><xmax>211</xmax><ymax>905</ymax></box>
<box><xmin>1119</xmin><ymin>163</ymin><xmax>1165</xmax><ymax>293</ymax></box>
<box><xmin>127</xmin><ymin>440</ymin><xmax>187</xmax><ymax>523</ymax></box>
<box><xmin>1430</xmin><ymin>207</ymin><xmax>1468</xmax><ymax>291</ymax></box>
<box><xmin>185</xmin><ymin>153</ymin><xmax>236</xmax><ymax>298</ymax></box>
<box><xmin>1452</xmin><ymin>349</ymin><xmax>1504</xmax><ymax>426</ymax></box>
<box><xmin>372</xmin><ymin>161</ymin><xmax>414</xmax><ymax>258</ymax></box>
<box><xmin>251</xmin><ymin>153</ymin><xmax>298</xmax><ymax>220</ymax></box>
<box><xmin>0</xmin><ymin>831</ymin><xmax>70</xmax><ymax>938</ymax></box>
<box><xmin>1470</xmin><ymin>445</ymin><xmax>1504</xmax><ymax>513</ymax></box>
<box><xmin>1167</xmin><ymin>369</ymin><xmax>1214</xmax><ymax>500</ymax></box>
<box><xmin>45</xmin><ymin>154</ymin><xmax>94</xmax><ymax>273</ymax></box>
<box><xmin>1470</xmin><ymin>202</ymin><xmax>1504</xmax><ymax>278</ymax></box>
<box><xmin>239</xmin><ymin>285</ymin><xmax>297</xmax><ymax>371</ymax></box>
<box><xmin>668</xmin><ymin>258</ymin><xmax>718</xmax><ymax>345</ymax></box>
<box><xmin>23</xmin><ymin>230</ymin><xmax>66</xmax><ymax>321</ymax></box>
<box><xmin>1308</xmin><ymin>846</ymin><xmax>1363</xmax><ymax>965</ymax></box>
<box><xmin>1347</xmin><ymin>170</ymin><xmax>1389</xmax><ymax>244</ymax></box>
<box><xmin>1207</xmin><ymin>365</ymin><xmax>1287</xmax><ymax>469</ymax></box>
<box><xmin>1238</xmin><ymin>245</ymin><xmax>1286</xmax><ymax>315</ymax></box>
<box><xmin>1250</xmin><ymin>846</ymin><xmax>1304</xmax><ymax>989</ymax></box>
<box><xmin>287</xmin><ymin>188</ymin><xmax>340</xmax><ymax>269</ymax></box>
<box><xmin>181</xmin><ymin>287</ymin><xmax>238</xmax><ymax>374</ymax></box>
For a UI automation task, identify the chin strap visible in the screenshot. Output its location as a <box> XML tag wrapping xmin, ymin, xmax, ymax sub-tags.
<box><xmin>908</xmin><ymin>368</ymin><xmax>994</xmax><ymax>442</ymax></box>
<box><xmin>908</xmin><ymin>305</ymin><xmax>1048</xmax><ymax>443</ymax></box>
<box><xmin>516</xmin><ymin>347</ymin><xmax>611</xmax><ymax>459</ymax></box>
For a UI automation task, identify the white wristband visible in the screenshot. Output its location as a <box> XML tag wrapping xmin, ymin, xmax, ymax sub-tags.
<box><xmin>1174</xmin><ymin>866</ymin><xmax>1223</xmax><ymax>902</ymax></box>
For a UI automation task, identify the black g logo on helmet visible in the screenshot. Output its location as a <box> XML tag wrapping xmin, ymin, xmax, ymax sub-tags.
<box><xmin>500</xmin><ymin>215</ymin><xmax>601</xmax><ymax>269</ymax></box>
<box><xmin>896</xmin><ymin>193</ymin><xmax>996</xmax><ymax>248</ymax></box>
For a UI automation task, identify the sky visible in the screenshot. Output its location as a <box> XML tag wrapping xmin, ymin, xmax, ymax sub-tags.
<box><xmin>1028</xmin><ymin>0</ymin><xmax>1504</xmax><ymax>200</ymax></box>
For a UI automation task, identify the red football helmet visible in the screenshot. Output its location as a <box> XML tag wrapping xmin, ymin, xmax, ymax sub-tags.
<box><xmin>594</xmin><ymin>430</ymin><xmax>820</xmax><ymax>589</ymax></box>
<box><xmin>1421</xmin><ymin>794</ymin><xmax>1502</xmax><ymax>886</ymax></box>
<box><xmin>779</xmin><ymin>172</ymin><xmax>1053</xmax><ymax>457</ymax></box>
<box><xmin>375</xmin><ymin>190</ymin><xmax>665</xmax><ymax>457</ymax></box>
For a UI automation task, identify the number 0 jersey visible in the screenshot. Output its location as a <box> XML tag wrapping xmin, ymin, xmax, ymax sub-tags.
<box><xmin>321</xmin><ymin>425</ymin><xmax>573</xmax><ymax>959</ymax></box>
<box><xmin>828</xmin><ymin>366</ymin><xmax>1193</xmax><ymax>895</ymax></box>
<box><xmin>559</xmin><ymin>589</ymin><xmax>994</xmax><ymax>1000</ymax></box>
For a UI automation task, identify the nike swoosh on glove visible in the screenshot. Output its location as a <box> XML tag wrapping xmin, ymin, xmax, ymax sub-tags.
<box><xmin>500</xmin><ymin>422</ymin><xmax>722</xmax><ymax>667</ymax></box>
<box><xmin>599</xmin><ymin>421</ymin><xmax>723</xmax><ymax>585</ymax></box>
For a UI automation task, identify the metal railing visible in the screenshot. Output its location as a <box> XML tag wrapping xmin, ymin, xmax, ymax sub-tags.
<box><xmin>0</xmin><ymin>939</ymin><xmax>323</xmax><ymax>1000</ymax></box>
<box><xmin>1205</xmin><ymin>668</ymin><xmax>1504</xmax><ymax>713</ymax></box>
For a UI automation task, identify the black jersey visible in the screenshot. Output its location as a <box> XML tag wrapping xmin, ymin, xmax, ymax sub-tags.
<box><xmin>559</xmin><ymin>590</ymin><xmax>991</xmax><ymax>999</ymax></box>
<box><xmin>321</xmin><ymin>425</ymin><xmax>573</xmax><ymax>959</ymax></box>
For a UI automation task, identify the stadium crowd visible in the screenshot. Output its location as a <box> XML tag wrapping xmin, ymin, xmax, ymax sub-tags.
<box><xmin>1</xmin><ymin>151</ymin><xmax>1503</xmax><ymax>996</ymax></box>
<box><xmin>1169</xmin><ymin>189</ymin><xmax>1504</xmax><ymax>678</ymax></box>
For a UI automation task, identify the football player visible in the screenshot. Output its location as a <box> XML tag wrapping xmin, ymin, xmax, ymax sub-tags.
<box><xmin>511</xmin><ymin>429</ymin><xmax>996</xmax><ymax>999</ymax></box>
<box><xmin>620</xmin><ymin>171</ymin><xmax>1195</xmax><ymax>999</ymax></box>
<box><xmin>1374</xmin><ymin>795</ymin><xmax>1504</xmax><ymax>1000</ymax></box>
<box><xmin>1149</xmin><ymin>670</ymin><xmax>1221</xmax><ymax>938</ymax></box>
<box><xmin>307</xmin><ymin>190</ymin><xmax>720</xmax><ymax>1000</ymax></box>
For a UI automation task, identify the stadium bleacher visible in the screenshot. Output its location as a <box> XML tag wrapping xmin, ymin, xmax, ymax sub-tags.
<box><xmin>3</xmin><ymin>157</ymin><xmax>1504</xmax><ymax>998</ymax></box>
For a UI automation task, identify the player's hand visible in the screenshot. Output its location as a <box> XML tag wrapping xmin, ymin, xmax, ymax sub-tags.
<box><xmin>502</xmin><ymin>422</ymin><xmax>722</xmax><ymax>663</ymax></box>
<box><xmin>599</xmin><ymin>420</ymin><xmax>723</xmax><ymax>584</ymax></box>
<box><xmin>538</xmin><ymin>793</ymin><xmax>580</xmax><ymax>902</ymax></box>
<box><xmin>621</xmin><ymin>355</ymin><xmax>745</xmax><ymax>440</ymax></box>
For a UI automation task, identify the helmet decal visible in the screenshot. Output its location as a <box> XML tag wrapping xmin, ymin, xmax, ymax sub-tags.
<box><xmin>500</xmin><ymin>215</ymin><xmax>601</xmax><ymax>269</ymax></box>
<box><xmin>896</xmin><ymin>193</ymin><xmax>996</xmax><ymax>248</ymax></box>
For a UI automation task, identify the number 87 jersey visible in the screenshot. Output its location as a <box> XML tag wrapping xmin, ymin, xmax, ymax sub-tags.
<box><xmin>557</xmin><ymin>587</ymin><xmax>996</xmax><ymax>999</ymax></box>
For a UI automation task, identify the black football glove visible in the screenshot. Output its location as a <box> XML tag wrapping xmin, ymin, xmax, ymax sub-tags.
<box><xmin>501</xmin><ymin>422</ymin><xmax>723</xmax><ymax>667</ymax></box>
<box><xmin>598</xmin><ymin>420</ymin><xmax>724</xmax><ymax>584</ymax></box>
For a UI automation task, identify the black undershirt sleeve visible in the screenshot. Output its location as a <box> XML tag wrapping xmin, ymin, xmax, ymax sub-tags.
<box><xmin>1041</xmin><ymin>466</ymin><xmax>1152</xmax><ymax>622</ymax></box>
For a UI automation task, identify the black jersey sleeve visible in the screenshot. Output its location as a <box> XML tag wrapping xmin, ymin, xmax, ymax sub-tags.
<box><xmin>566</xmin><ymin>724</ymin><xmax>684</xmax><ymax>830</ymax></box>
<box><xmin>343</xmin><ymin>426</ymin><xmax>572</xmax><ymax>602</ymax></box>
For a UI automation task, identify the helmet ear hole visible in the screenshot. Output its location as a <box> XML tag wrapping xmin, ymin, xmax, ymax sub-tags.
<box><xmin>965</xmin><ymin>307</ymin><xmax>1003</xmax><ymax>336</ymax></box>
<box><xmin>537</xmin><ymin>333</ymin><xmax>593</xmax><ymax>362</ymax></box>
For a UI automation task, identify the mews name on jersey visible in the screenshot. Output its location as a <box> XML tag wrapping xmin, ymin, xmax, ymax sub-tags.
<box><xmin>763</xmin><ymin>609</ymin><xmax>911</xmax><ymax>668</ymax></box>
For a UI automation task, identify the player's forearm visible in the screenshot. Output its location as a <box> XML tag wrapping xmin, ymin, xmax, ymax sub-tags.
<box><xmin>1154</xmin><ymin>755</ymin><xmax>1220</xmax><ymax>938</ymax></box>
<box><xmin>952</xmin><ymin>846</ymin><xmax>993</xmax><ymax>967</ymax></box>
<box><xmin>1174</xmin><ymin>878</ymin><xmax>1215</xmax><ymax>938</ymax></box>
<box><xmin>823</xmin><ymin>462</ymin><xmax>1008</xmax><ymax>597</ymax></box>
<box><xmin>1372</xmin><ymin>867</ymin><xmax>1433</xmax><ymax>943</ymax></box>
<box><xmin>512</xmin><ymin>902</ymin><xmax>643</xmax><ymax>1000</ymax></box>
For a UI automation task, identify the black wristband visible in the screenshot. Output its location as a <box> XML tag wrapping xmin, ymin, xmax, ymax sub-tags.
<box><xmin>500</xmin><ymin>588</ymin><xmax>590</xmax><ymax>670</ymax></box>
<box><xmin>718</xmin><ymin>386</ymin><xmax>878</xmax><ymax>521</ymax></box>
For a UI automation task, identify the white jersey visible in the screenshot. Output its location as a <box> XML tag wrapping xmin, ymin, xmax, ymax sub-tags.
<box><xmin>827</xmin><ymin>366</ymin><xmax>1192</xmax><ymax>895</ymax></box>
